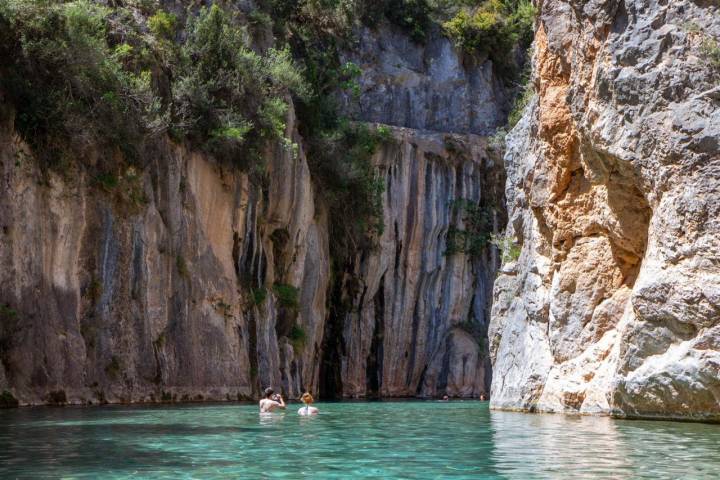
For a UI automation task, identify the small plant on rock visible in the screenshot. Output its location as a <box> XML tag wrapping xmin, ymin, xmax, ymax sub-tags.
<box><xmin>490</xmin><ymin>233</ymin><xmax>521</xmax><ymax>263</ymax></box>
<box><xmin>273</xmin><ymin>283</ymin><xmax>299</xmax><ymax>309</ymax></box>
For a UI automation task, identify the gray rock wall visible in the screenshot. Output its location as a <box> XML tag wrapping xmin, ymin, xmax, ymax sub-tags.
<box><xmin>339</xmin><ymin>25</ymin><xmax>509</xmax><ymax>135</ymax></box>
<box><xmin>489</xmin><ymin>0</ymin><xmax>720</xmax><ymax>421</ymax></box>
<box><xmin>333</xmin><ymin>128</ymin><xmax>504</xmax><ymax>398</ymax></box>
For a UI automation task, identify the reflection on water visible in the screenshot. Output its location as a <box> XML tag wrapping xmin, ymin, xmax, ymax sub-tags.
<box><xmin>0</xmin><ymin>402</ymin><xmax>718</xmax><ymax>479</ymax></box>
<box><xmin>490</xmin><ymin>411</ymin><xmax>633</xmax><ymax>478</ymax></box>
<box><xmin>490</xmin><ymin>409</ymin><xmax>720</xmax><ymax>479</ymax></box>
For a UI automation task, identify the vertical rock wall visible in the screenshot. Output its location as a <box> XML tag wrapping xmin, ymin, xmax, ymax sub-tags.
<box><xmin>0</xmin><ymin>21</ymin><xmax>509</xmax><ymax>405</ymax></box>
<box><xmin>0</xmin><ymin>105</ymin><xmax>331</xmax><ymax>404</ymax></box>
<box><xmin>490</xmin><ymin>0</ymin><xmax>720</xmax><ymax>421</ymax></box>
<box><xmin>328</xmin><ymin>128</ymin><xmax>503</xmax><ymax>398</ymax></box>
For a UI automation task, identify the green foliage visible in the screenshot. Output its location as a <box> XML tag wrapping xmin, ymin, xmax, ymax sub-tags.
<box><xmin>0</xmin><ymin>304</ymin><xmax>18</xmax><ymax>320</ymax></box>
<box><xmin>490</xmin><ymin>233</ymin><xmax>521</xmax><ymax>263</ymax></box>
<box><xmin>445</xmin><ymin>199</ymin><xmax>491</xmax><ymax>257</ymax></box>
<box><xmin>148</xmin><ymin>10</ymin><xmax>176</xmax><ymax>39</ymax></box>
<box><xmin>288</xmin><ymin>324</ymin><xmax>307</xmax><ymax>351</ymax></box>
<box><xmin>442</xmin><ymin>0</ymin><xmax>536</xmax><ymax>75</ymax></box>
<box><xmin>508</xmin><ymin>73</ymin><xmax>534</xmax><ymax>128</ymax></box>
<box><xmin>1</xmin><ymin>2</ymin><xmax>308</xmax><ymax>173</ymax></box>
<box><xmin>176</xmin><ymin>255</ymin><xmax>189</xmax><ymax>277</ymax></box>
<box><xmin>386</xmin><ymin>0</ymin><xmax>433</xmax><ymax>42</ymax></box>
<box><xmin>96</xmin><ymin>173</ymin><xmax>119</xmax><ymax>191</ymax></box>
<box><xmin>701</xmin><ymin>36</ymin><xmax>720</xmax><ymax>69</ymax></box>
<box><xmin>307</xmin><ymin>122</ymin><xmax>389</xmax><ymax>253</ymax></box>
<box><xmin>105</xmin><ymin>356</ymin><xmax>122</xmax><ymax>378</ymax></box>
<box><xmin>173</xmin><ymin>5</ymin><xmax>308</xmax><ymax>167</ymax></box>
<box><xmin>0</xmin><ymin>0</ymin><xmax>157</xmax><ymax>165</ymax></box>
<box><xmin>0</xmin><ymin>390</ymin><xmax>19</xmax><ymax>408</ymax></box>
<box><xmin>251</xmin><ymin>287</ymin><xmax>268</xmax><ymax>306</ymax></box>
<box><xmin>273</xmin><ymin>283</ymin><xmax>299</xmax><ymax>309</ymax></box>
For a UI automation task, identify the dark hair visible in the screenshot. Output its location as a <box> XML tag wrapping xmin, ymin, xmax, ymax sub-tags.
<box><xmin>264</xmin><ymin>387</ymin><xmax>274</xmax><ymax>398</ymax></box>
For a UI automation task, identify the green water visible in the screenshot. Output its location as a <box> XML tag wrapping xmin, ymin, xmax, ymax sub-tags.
<box><xmin>1</xmin><ymin>401</ymin><xmax>719</xmax><ymax>479</ymax></box>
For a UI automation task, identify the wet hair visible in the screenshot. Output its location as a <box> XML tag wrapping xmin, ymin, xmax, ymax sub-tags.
<box><xmin>301</xmin><ymin>392</ymin><xmax>313</xmax><ymax>404</ymax></box>
<box><xmin>264</xmin><ymin>387</ymin><xmax>274</xmax><ymax>399</ymax></box>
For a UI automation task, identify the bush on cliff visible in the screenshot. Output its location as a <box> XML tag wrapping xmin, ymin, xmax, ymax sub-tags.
<box><xmin>0</xmin><ymin>2</ymin><xmax>308</xmax><ymax>170</ymax></box>
<box><xmin>442</xmin><ymin>0</ymin><xmax>535</xmax><ymax>74</ymax></box>
<box><xmin>0</xmin><ymin>0</ymin><xmax>156</xmax><ymax>165</ymax></box>
<box><xmin>173</xmin><ymin>5</ymin><xmax>308</xmax><ymax>166</ymax></box>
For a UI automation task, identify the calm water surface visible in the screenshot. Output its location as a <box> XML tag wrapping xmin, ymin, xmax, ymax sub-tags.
<box><xmin>1</xmin><ymin>401</ymin><xmax>719</xmax><ymax>479</ymax></box>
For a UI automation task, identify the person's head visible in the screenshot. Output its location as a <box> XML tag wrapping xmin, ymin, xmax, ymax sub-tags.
<box><xmin>264</xmin><ymin>387</ymin><xmax>275</xmax><ymax>399</ymax></box>
<box><xmin>442</xmin><ymin>395</ymin><xmax>449</xmax><ymax>401</ymax></box>
<box><xmin>301</xmin><ymin>392</ymin><xmax>314</xmax><ymax>405</ymax></box>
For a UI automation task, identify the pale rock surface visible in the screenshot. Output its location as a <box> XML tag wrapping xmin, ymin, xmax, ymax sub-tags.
<box><xmin>490</xmin><ymin>0</ymin><xmax>720</xmax><ymax>421</ymax></box>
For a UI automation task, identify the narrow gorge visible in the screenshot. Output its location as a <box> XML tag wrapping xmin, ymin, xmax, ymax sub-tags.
<box><xmin>1</xmin><ymin>0</ymin><xmax>719</xmax><ymax>424</ymax></box>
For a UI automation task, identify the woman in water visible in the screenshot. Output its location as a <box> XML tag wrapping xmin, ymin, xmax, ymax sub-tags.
<box><xmin>298</xmin><ymin>392</ymin><xmax>319</xmax><ymax>416</ymax></box>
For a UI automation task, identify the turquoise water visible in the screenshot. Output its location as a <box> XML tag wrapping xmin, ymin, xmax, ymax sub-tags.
<box><xmin>1</xmin><ymin>401</ymin><xmax>719</xmax><ymax>479</ymax></box>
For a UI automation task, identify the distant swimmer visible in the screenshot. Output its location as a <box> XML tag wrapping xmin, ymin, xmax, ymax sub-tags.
<box><xmin>259</xmin><ymin>387</ymin><xmax>286</xmax><ymax>413</ymax></box>
<box><xmin>439</xmin><ymin>395</ymin><xmax>449</xmax><ymax>402</ymax></box>
<box><xmin>298</xmin><ymin>392</ymin><xmax>319</xmax><ymax>416</ymax></box>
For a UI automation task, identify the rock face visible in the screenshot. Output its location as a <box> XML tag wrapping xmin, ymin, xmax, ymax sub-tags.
<box><xmin>323</xmin><ymin>128</ymin><xmax>503</xmax><ymax>398</ymax></box>
<box><xmin>0</xmin><ymin>105</ymin><xmax>330</xmax><ymax>404</ymax></box>
<box><xmin>339</xmin><ymin>25</ymin><xmax>509</xmax><ymax>135</ymax></box>
<box><xmin>490</xmin><ymin>0</ymin><xmax>720</xmax><ymax>421</ymax></box>
<box><xmin>0</xmin><ymin>23</ymin><xmax>506</xmax><ymax>404</ymax></box>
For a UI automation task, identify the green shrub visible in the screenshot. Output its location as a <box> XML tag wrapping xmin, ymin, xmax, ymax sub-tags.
<box><xmin>173</xmin><ymin>5</ymin><xmax>308</xmax><ymax>167</ymax></box>
<box><xmin>0</xmin><ymin>0</ymin><xmax>157</xmax><ymax>165</ymax></box>
<box><xmin>443</xmin><ymin>0</ymin><xmax>536</xmax><ymax>76</ymax></box>
<box><xmin>508</xmin><ymin>76</ymin><xmax>534</xmax><ymax>128</ymax></box>
<box><xmin>0</xmin><ymin>390</ymin><xmax>19</xmax><ymax>408</ymax></box>
<box><xmin>251</xmin><ymin>287</ymin><xmax>268</xmax><ymax>306</ymax></box>
<box><xmin>148</xmin><ymin>10</ymin><xmax>176</xmax><ymax>39</ymax></box>
<box><xmin>288</xmin><ymin>324</ymin><xmax>307</xmax><ymax>351</ymax></box>
<box><xmin>273</xmin><ymin>283</ymin><xmax>299</xmax><ymax>309</ymax></box>
<box><xmin>95</xmin><ymin>173</ymin><xmax>119</xmax><ymax>190</ymax></box>
<box><xmin>306</xmin><ymin>122</ymin><xmax>388</xmax><ymax>254</ymax></box>
<box><xmin>445</xmin><ymin>199</ymin><xmax>491</xmax><ymax>257</ymax></box>
<box><xmin>490</xmin><ymin>233</ymin><xmax>521</xmax><ymax>263</ymax></box>
<box><xmin>701</xmin><ymin>36</ymin><xmax>720</xmax><ymax>69</ymax></box>
<box><xmin>176</xmin><ymin>255</ymin><xmax>189</xmax><ymax>277</ymax></box>
<box><xmin>0</xmin><ymin>304</ymin><xmax>18</xmax><ymax>320</ymax></box>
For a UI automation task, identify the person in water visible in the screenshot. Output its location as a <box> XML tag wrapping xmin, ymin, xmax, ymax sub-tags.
<box><xmin>259</xmin><ymin>387</ymin><xmax>286</xmax><ymax>413</ymax></box>
<box><xmin>298</xmin><ymin>392</ymin><xmax>319</xmax><ymax>416</ymax></box>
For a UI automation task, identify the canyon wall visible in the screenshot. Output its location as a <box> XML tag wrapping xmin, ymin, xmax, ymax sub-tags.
<box><xmin>0</xmin><ymin>24</ymin><xmax>505</xmax><ymax>405</ymax></box>
<box><xmin>489</xmin><ymin>0</ymin><xmax>720</xmax><ymax>421</ymax></box>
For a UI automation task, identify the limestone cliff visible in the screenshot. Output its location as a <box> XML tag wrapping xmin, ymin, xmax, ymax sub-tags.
<box><xmin>490</xmin><ymin>0</ymin><xmax>720</xmax><ymax>421</ymax></box>
<box><xmin>0</xmin><ymin>22</ymin><xmax>505</xmax><ymax>405</ymax></box>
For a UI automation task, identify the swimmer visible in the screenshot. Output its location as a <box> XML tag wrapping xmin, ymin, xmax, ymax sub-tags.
<box><xmin>438</xmin><ymin>395</ymin><xmax>449</xmax><ymax>402</ymax></box>
<box><xmin>298</xmin><ymin>392</ymin><xmax>319</xmax><ymax>416</ymax></box>
<box><xmin>259</xmin><ymin>387</ymin><xmax>286</xmax><ymax>413</ymax></box>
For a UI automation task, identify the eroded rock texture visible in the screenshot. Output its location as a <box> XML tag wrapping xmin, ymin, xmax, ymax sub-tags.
<box><xmin>0</xmin><ymin>27</ymin><xmax>506</xmax><ymax>404</ymax></box>
<box><xmin>0</xmin><ymin>106</ymin><xmax>330</xmax><ymax>404</ymax></box>
<box><xmin>490</xmin><ymin>0</ymin><xmax>720</xmax><ymax>421</ymax></box>
<box><xmin>339</xmin><ymin>25</ymin><xmax>509</xmax><ymax>135</ymax></box>
<box><xmin>324</xmin><ymin>129</ymin><xmax>503</xmax><ymax>398</ymax></box>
